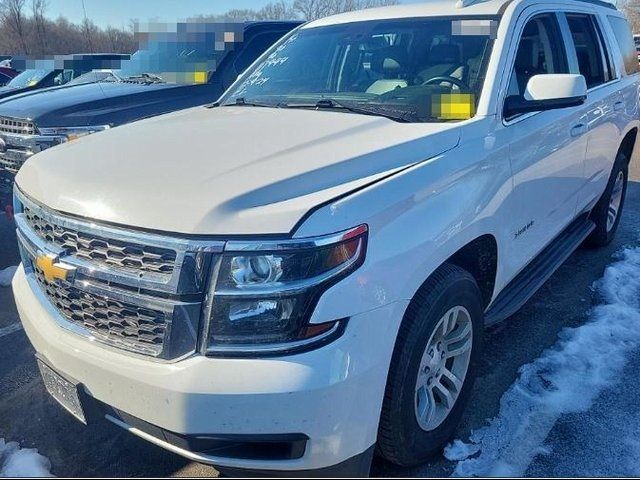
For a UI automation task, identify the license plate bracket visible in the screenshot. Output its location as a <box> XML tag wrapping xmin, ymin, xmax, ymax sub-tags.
<box><xmin>37</xmin><ymin>358</ymin><xmax>86</xmax><ymax>424</ymax></box>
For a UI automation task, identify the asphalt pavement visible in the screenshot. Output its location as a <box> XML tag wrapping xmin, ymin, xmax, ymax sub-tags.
<box><xmin>0</xmin><ymin>160</ymin><xmax>638</xmax><ymax>477</ymax></box>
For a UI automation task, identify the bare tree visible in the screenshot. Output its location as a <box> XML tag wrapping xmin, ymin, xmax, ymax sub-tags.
<box><xmin>259</xmin><ymin>0</ymin><xmax>297</xmax><ymax>20</ymax></box>
<box><xmin>620</xmin><ymin>0</ymin><xmax>640</xmax><ymax>32</ymax></box>
<box><xmin>0</xmin><ymin>0</ymin><xmax>403</xmax><ymax>57</ymax></box>
<box><xmin>80</xmin><ymin>0</ymin><xmax>94</xmax><ymax>52</ymax></box>
<box><xmin>31</xmin><ymin>0</ymin><xmax>46</xmax><ymax>54</ymax></box>
<box><xmin>292</xmin><ymin>0</ymin><xmax>332</xmax><ymax>21</ymax></box>
<box><xmin>0</xmin><ymin>0</ymin><xmax>28</xmax><ymax>53</ymax></box>
<box><xmin>293</xmin><ymin>0</ymin><xmax>399</xmax><ymax>20</ymax></box>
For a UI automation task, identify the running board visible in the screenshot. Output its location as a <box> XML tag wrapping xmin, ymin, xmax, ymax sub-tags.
<box><xmin>484</xmin><ymin>215</ymin><xmax>595</xmax><ymax>327</ymax></box>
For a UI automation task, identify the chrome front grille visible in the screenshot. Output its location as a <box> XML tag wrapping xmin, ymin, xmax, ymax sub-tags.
<box><xmin>23</xmin><ymin>205</ymin><xmax>177</xmax><ymax>276</ymax></box>
<box><xmin>14</xmin><ymin>188</ymin><xmax>225</xmax><ymax>360</ymax></box>
<box><xmin>0</xmin><ymin>151</ymin><xmax>27</xmax><ymax>174</ymax></box>
<box><xmin>0</xmin><ymin>116</ymin><xmax>35</xmax><ymax>135</ymax></box>
<box><xmin>34</xmin><ymin>267</ymin><xmax>168</xmax><ymax>357</ymax></box>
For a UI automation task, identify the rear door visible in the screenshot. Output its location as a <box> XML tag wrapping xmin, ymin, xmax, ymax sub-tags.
<box><xmin>561</xmin><ymin>10</ymin><xmax>623</xmax><ymax>213</ymax></box>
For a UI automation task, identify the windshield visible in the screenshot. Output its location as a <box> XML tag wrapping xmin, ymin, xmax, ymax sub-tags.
<box><xmin>7</xmin><ymin>69</ymin><xmax>51</xmax><ymax>88</ymax></box>
<box><xmin>116</xmin><ymin>27</ymin><xmax>244</xmax><ymax>85</ymax></box>
<box><xmin>67</xmin><ymin>70</ymin><xmax>119</xmax><ymax>86</ymax></box>
<box><xmin>222</xmin><ymin>17</ymin><xmax>497</xmax><ymax>123</ymax></box>
<box><xmin>116</xmin><ymin>43</ymin><xmax>226</xmax><ymax>84</ymax></box>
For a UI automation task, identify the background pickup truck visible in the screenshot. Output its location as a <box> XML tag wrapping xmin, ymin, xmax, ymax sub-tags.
<box><xmin>0</xmin><ymin>20</ymin><xmax>301</xmax><ymax>210</ymax></box>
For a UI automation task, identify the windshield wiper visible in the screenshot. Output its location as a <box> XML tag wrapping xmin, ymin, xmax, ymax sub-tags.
<box><xmin>222</xmin><ymin>97</ymin><xmax>284</xmax><ymax>108</ymax></box>
<box><xmin>123</xmin><ymin>73</ymin><xmax>165</xmax><ymax>84</ymax></box>
<box><xmin>284</xmin><ymin>98</ymin><xmax>420</xmax><ymax>123</ymax></box>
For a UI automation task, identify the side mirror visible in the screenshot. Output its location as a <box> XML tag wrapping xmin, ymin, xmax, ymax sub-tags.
<box><xmin>504</xmin><ymin>74</ymin><xmax>587</xmax><ymax>119</ymax></box>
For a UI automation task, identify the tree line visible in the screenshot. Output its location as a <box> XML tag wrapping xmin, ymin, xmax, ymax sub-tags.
<box><xmin>621</xmin><ymin>0</ymin><xmax>640</xmax><ymax>33</ymax></box>
<box><xmin>0</xmin><ymin>0</ymin><xmax>398</xmax><ymax>56</ymax></box>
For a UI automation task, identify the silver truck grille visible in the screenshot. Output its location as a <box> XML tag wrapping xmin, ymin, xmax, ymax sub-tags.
<box><xmin>0</xmin><ymin>116</ymin><xmax>35</xmax><ymax>135</ymax></box>
<box><xmin>23</xmin><ymin>205</ymin><xmax>177</xmax><ymax>276</ymax></box>
<box><xmin>34</xmin><ymin>267</ymin><xmax>167</xmax><ymax>357</ymax></box>
<box><xmin>0</xmin><ymin>153</ymin><xmax>26</xmax><ymax>174</ymax></box>
<box><xmin>14</xmin><ymin>188</ymin><xmax>225</xmax><ymax>360</ymax></box>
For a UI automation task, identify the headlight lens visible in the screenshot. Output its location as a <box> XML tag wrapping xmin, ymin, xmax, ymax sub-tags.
<box><xmin>37</xmin><ymin>125</ymin><xmax>110</xmax><ymax>142</ymax></box>
<box><xmin>204</xmin><ymin>225</ymin><xmax>368</xmax><ymax>355</ymax></box>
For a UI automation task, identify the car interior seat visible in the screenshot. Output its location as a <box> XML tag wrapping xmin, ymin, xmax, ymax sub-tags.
<box><xmin>366</xmin><ymin>46</ymin><xmax>409</xmax><ymax>95</ymax></box>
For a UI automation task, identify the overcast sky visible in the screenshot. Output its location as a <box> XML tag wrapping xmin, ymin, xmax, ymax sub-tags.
<box><xmin>46</xmin><ymin>0</ymin><xmax>423</xmax><ymax>28</ymax></box>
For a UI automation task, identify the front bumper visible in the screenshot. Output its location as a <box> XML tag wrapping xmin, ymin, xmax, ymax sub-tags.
<box><xmin>13</xmin><ymin>264</ymin><xmax>406</xmax><ymax>473</ymax></box>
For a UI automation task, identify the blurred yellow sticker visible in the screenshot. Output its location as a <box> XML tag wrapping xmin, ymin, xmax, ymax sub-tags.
<box><xmin>432</xmin><ymin>93</ymin><xmax>475</xmax><ymax>120</ymax></box>
<box><xmin>193</xmin><ymin>71</ymin><xmax>207</xmax><ymax>84</ymax></box>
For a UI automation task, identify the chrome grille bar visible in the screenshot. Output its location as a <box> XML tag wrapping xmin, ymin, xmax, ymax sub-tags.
<box><xmin>14</xmin><ymin>188</ymin><xmax>224</xmax><ymax>295</ymax></box>
<box><xmin>13</xmin><ymin>187</ymin><xmax>225</xmax><ymax>360</ymax></box>
<box><xmin>23</xmin><ymin>204</ymin><xmax>178</xmax><ymax>275</ymax></box>
<box><xmin>0</xmin><ymin>116</ymin><xmax>35</xmax><ymax>135</ymax></box>
<box><xmin>34</xmin><ymin>267</ymin><xmax>169</xmax><ymax>357</ymax></box>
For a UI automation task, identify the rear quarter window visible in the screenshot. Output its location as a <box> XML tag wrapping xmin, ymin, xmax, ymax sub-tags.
<box><xmin>608</xmin><ymin>16</ymin><xmax>640</xmax><ymax>75</ymax></box>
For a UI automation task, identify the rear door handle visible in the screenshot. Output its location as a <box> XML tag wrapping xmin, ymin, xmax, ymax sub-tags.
<box><xmin>614</xmin><ymin>100</ymin><xmax>625</xmax><ymax>111</ymax></box>
<box><xmin>570</xmin><ymin>124</ymin><xmax>587</xmax><ymax>137</ymax></box>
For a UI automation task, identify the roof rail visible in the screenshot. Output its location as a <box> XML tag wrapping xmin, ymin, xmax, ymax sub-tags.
<box><xmin>455</xmin><ymin>0</ymin><xmax>483</xmax><ymax>7</ymax></box>
<box><xmin>456</xmin><ymin>0</ymin><xmax>616</xmax><ymax>9</ymax></box>
<box><xmin>581</xmin><ymin>0</ymin><xmax>616</xmax><ymax>9</ymax></box>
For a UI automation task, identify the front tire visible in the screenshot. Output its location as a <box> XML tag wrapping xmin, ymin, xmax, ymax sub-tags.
<box><xmin>586</xmin><ymin>152</ymin><xmax>628</xmax><ymax>248</ymax></box>
<box><xmin>377</xmin><ymin>264</ymin><xmax>484</xmax><ymax>467</ymax></box>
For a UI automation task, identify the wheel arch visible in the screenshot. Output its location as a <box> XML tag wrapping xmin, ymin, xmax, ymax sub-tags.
<box><xmin>618</xmin><ymin>127</ymin><xmax>638</xmax><ymax>166</ymax></box>
<box><xmin>445</xmin><ymin>234</ymin><xmax>498</xmax><ymax>309</ymax></box>
<box><xmin>404</xmin><ymin>233</ymin><xmax>499</xmax><ymax>314</ymax></box>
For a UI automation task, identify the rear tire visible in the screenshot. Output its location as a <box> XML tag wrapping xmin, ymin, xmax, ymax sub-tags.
<box><xmin>586</xmin><ymin>152</ymin><xmax>628</xmax><ymax>248</ymax></box>
<box><xmin>377</xmin><ymin>264</ymin><xmax>484</xmax><ymax>467</ymax></box>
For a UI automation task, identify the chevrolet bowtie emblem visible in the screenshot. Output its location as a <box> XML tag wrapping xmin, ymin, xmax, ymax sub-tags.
<box><xmin>36</xmin><ymin>254</ymin><xmax>75</xmax><ymax>282</ymax></box>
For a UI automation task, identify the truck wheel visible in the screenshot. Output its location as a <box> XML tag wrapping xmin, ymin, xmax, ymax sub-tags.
<box><xmin>586</xmin><ymin>152</ymin><xmax>628</xmax><ymax>248</ymax></box>
<box><xmin>377</xmin><ymin>264</ymin><xmax>483</xmax><ymax>467</ymax></box>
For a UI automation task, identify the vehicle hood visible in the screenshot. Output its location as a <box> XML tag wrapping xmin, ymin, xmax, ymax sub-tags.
<box><xmin>0</xmin><ymin>81</ymin><xmax>183</xmax><ymax>125</ymax></box>
<box><xmin>16</xmin><ymin>106</ymin><xmax>460</xmax><ymax>235</ymax></box>
<box><xmin>0</xmin><ymin>84</ymin><xmax>34</xmax><ymax>100</ymax></box>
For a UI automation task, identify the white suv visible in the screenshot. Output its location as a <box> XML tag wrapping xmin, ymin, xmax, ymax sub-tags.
<box><xmin>11</xmin><ymin>0</ymin><xmax>640</xmax><ymax>476</ymax></box>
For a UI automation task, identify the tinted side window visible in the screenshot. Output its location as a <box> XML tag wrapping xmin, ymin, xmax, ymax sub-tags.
<box><xmin>234</xmin><ymin>31</ymin><xmax>288</xmax><ymax>75</ymax></box>
<box><xmin>608</xmin><ymin>15</ymin><xmax>640</xmax><ymax>75</ymax></box>
<box><xmin>506</xmin><ymin>14</ymin><xmax>569</xmax><ymax>100</ymax></box>
<box><xmin>53</xmin><ymin>69</ymin><xmax>74</xmax><ymax>86</ymax></box>
<box><xmin>566</xmin><ymin>14</ymin><xmax>608</xmax><ymax>88</ymax></box>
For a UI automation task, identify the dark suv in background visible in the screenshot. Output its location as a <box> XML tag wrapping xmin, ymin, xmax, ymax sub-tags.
<box><xmin>0</xmin><ymin>54</ymin><xmax>130</xmax><ymax>100</ymax></box>
<box><xmin>0</xmin><ymin>21</ymin><xmax>301</xmax><ymax>209</ymax></box>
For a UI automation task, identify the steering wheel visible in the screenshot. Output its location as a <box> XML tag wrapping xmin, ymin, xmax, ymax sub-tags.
<box><xmin>422</xmin><ymin>76</ymin><xmax>471</xmax><ymax>91</ymax></box>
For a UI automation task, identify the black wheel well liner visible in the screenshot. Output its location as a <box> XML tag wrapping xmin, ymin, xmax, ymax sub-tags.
<box><xmin>445</xmin><ymin>234</ymin><xmax>498</xmax><ymax>309</ymax></box>
<box><xmin>409</xmin><ymin>235</ymin><xmax>498</xmax><ymax>310</ymax></box>
<box><xmin>618</xmin><ymin>127</ymin><xmax>638</xmax><ymax>165</ymax></box>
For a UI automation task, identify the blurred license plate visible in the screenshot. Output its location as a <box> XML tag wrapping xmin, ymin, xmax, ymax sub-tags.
<box><xmin>37</xmin><ymin>359</ymin><xmax>86</xmax><ymax>424</ymax></box>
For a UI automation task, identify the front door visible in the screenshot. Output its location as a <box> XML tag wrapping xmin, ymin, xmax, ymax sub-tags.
<box><xmin>502</xmin><ymin>12</ymin><xmax>589</xmax><ymax>274</ymax></box>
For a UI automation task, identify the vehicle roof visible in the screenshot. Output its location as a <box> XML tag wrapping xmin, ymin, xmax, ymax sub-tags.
<box><xmin>244</xmin><ymin>20</ymin><xmax>304</xmax><ymax>27</ymax></box>
<box><xmin>304</xmin><ymin>0</ymin><xmax>617</xmax><ymax>28</ymax></box>
<box><xmin>63</xmin><ymin>53</ymin><xmax>131</xmax><ymax>58</ymax></box>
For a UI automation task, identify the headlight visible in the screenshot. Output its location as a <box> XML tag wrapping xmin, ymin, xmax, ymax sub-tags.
<box><xmin>37</xmin><ymin>125</ymin><xmax>110</xmax><ymax>142</ymax></box>
<box><xmin>203</xmin><ymin>224</ymin><xmax>368</xmax><ymax>356</ymax></box>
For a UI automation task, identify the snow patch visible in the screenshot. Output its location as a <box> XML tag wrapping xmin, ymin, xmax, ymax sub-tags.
<box><xmin>0</xmin><ymin>266</ymin><xmax>17</xmax><ymax>287</ymax></box>
<box><xmin>444</xmin><ymin>439</ymin><xmax>481</xmax><ymax>461</ymax></box>
<box><xmin>448</xmin><ymin>246</ymin><xmax>640</xmax><ymax>477</ymax></box>
<box><xmin>0</xmin><ymin>439</ymin><xmax>52</xmax><ymax>477</ymax></box>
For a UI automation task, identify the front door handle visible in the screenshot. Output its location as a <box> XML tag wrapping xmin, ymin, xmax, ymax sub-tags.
<box><xmin>570</xmin><ymin>124</ymin><xmax>587</xmax><ymax>137</ymax></box>
<box><xmin>614</xmin><ymin>100</ymin><xmax>625</xmax><ymax>111</ymax></box>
